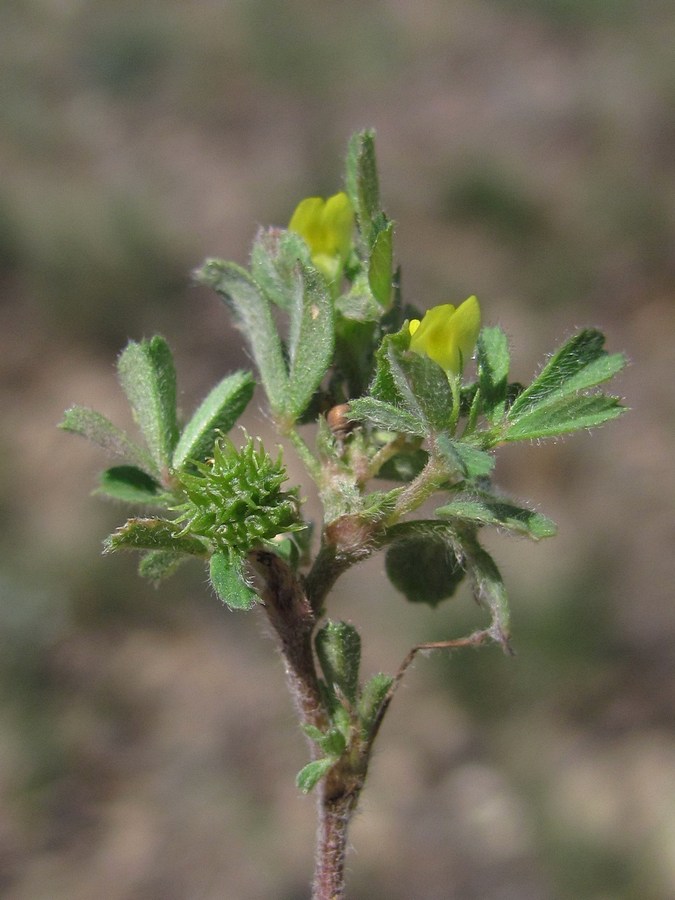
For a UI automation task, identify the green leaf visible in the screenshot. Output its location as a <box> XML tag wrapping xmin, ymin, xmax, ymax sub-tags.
<box><xmin>503</xmin><ymin>394</ymin><xmax>625</xmax><ymax>441</ymax></box>
<box><xmin>296</xmin><ymin>757</ymin><xmax>335</xmax><ymax>794</ymax></box>
<box><xmin>59</xmin><ymin>406</ymin><xmax>159</xmax><ymax>477</ymax></box>
<box><xmin>369</xmin><ymin>328</ymin><xmax>411</xmax><ymax>407</ymax></box>
<box><xmin>96</xmin><ymin>466</ymin><xmax>164</xmax><ymax>504</ymax></box>
<box><xmin>476</xmin><ymin>326</ymin><xmax>510</xmax><ymax>422</ymax></box>
<box><xmin>436</xmin><ymin>495</ymin><xmax>557</xmax><ymax>540</ymax></box>
<box><xmin>319</xmin><ymin>728</ymin><xmax>348</xmax><ymax>757</ymax></box>
<box><xmin>315</xmin><ymin>621</ymin><xmax>361</xmax><ymax>705</ymax></box>
<box><xmin>196</xmin><ymin>260</ymin><xmax>289</xmax><ymax>416</ymax></box>
<box><xmin>395</xmin><ymin>351</ymin><xmax>453</xmax><ymax>431</ymax></box>
<box><xmin>333</xmin><ymin>317</ymin><xmax>378</xmax><ymax>398</ymax></box>
<box><xmin>460</xmin><ymin>532</ymin><xmax>511</xmax><ymax>647</ymax></box>
<box><xmin>173</xmin><ymin>371</ymin><xmax>255</xmax><ymax>469</ymax></box>
<box><xmin>250</xmin><ymin>227</ymin><xmax>311</xmax><ymax>312</ymax></box>
<box><xmin>209</xmin><ymin>552</ymin><xmax>258</xmax><ymax>610</ymax></box>
<box><xmin>376</xmin><ymin>448</ymin><xmax>428</xmax><ymax>482</ymax></box>
<box><xmin>104</xmin><ymin>518</ymin><xmax>208</xmax><ymax>556</ymax></box>
<box><xmin>368</xmin><ymin>220</ymin><xmax>393</xmax><ymax>306</ymax></box>
<box><xmin>385</xmin><ymin>533</ymin><xmax>465</xmax><ymax>606</ymax></box>
<box><xmin>345</xmin><ymin>129</ymin><xmax>380</xmax><ymax>248</ymax></box>
<box><xmin>287</xmin><ymin>263</ymin><xmax>334</xmax><ymax>419</ymax></box>
<box><xmin>301</xmin><ymin>723</ymin><xmax>348</xmax><ymax>756</ymax></box>
<box><xmin>358</xmin><ymin>673</ymin><xmax>393</xmax><ymax>741</ymax></box>
<box><xmin>336</xmin><ymin>273</ymin><xmax>383</xmax><ymax>322</ymax></box>
<box><xmin>508</xmin><ymin>329</ymin><xmax>626</xmax><ymax>420</ymax></box>
<box><xmin>348</xmin><ymin>397</ymin><xmax>426</xmax><ymax>436</ymax></box>
<box><xmin>436</xmin><ymin>434</ymin><xmax>495</xmax><ymax>480</ymax></box>
<box><xmin>116</xmin><ymin>337</ymin><xmax>179</xmax><ymax>471</ymax></box>
<box><xmin>138</xmin><ymin>549</ymin><xmax>188</xmax><ymax>584</ymax></box>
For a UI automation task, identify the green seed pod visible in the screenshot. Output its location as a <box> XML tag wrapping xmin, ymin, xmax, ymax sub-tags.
<box><xmin>174</xmin><ymin>436</ymin><xmax>303</xmax><ymax>556</ymax></box>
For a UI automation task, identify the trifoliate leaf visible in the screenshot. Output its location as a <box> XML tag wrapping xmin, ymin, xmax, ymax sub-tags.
<box><xmin>436</xmin><ymin>495</ymin><xmax>557</xmax><ymax>540</ymax></box>
<box><xmin>507</xmin><ymin>329</ymin><xmax>626</xmax><ymax>420</ymax></box>
<box><xmin>385</xmin><ymin>533</ymin><xmax>465</xmax><ymax>606</ymax></box>
<box><xmin>173</xmin><ymin>371</ymin><xmax>255</xmax><ymax>470</ymax></box>
<box><xmin>209</xmin><ymin>552</ymin><xmax>258</xmax><ymax>610</ymax></box>
<box><xmin>59</xmin><ymin>406</ymin><xmax>159</xmax><ymax>477</ymax></box>
<box><xmin>116</xmin><ymin>337</ymin><xmax>179</xmax><ymax>471</ymax></box>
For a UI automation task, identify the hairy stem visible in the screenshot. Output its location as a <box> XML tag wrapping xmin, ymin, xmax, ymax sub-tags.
<box><xmin>252</xmin><ymin>549</ymin><xmax>366</xmax><ymax>899</ymax></box>
<box><xmin>313</xmin><ymin>783</ymin><xmax>361</xmax><ymax>900</ymax></box>
<box><xmin>251</xmin><ymin>551</ymin><xmax>326</xmax><ymax>729</ymax></box>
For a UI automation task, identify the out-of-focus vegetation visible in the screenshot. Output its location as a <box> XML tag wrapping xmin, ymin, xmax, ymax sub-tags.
<box><xmin>1</xmin><ymin>1</ymin><xmax>674</xmax><ymax>898</ymax></box>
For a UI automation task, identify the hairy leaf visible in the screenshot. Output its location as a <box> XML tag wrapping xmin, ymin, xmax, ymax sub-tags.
<box><xmin>287</xmin><ymin>263</ymin><xmax>334</xmax><ymax>419</ymax></box>
<box><xmin>196</xmin><ymin>260</ymin><xmax>289</xmax><ymax>416</ymax></box>
<box><xmin>117</xmin><ymin>337</ymin><xmax>179</xmax><ymax>471</ymax></box>
<box><xmin>59</xmin><ymin>407</ymin><xmax>158</xmax><ymax>477</ymax></box>
<box><xmin>138</xmin><ymin>550</ymin><xmax>189</xmax><ymax>584</ymax></box>
<box><xmin>209</xmin><ymin>552</ymin><xmax>258</xmax><ymax>610</ymax></box>
<box><xmin>508</xmin><ymin>329</ymin><xmax>626</xmax><ymax>420</ymax></box>
<box><xmin>368</xmin><ymin>220</ymin><xmax>393</xmax><ymax>306</ymax></box>
<box><xmin>96</xmin><ymin>466</ymin><xmax>165</xmax><ymax>505</ymax></box>
<box><xmin>358</xmin><ymin>673</ymin><xmax>394</xmax><ymax>741</ymax></box>
<box><xmin>504</xmin><ymin>394</ymin><xmax>625</xmax><ymax>441</ymax></box>
<box><xmin>385</xmin><ymin>533</ymin><xmax>465</xmax><ymax>606</ymax></box>
<box><xmin>173</xmin><ymin>370</ymin><xmax>255</xmax><ymax>469</ymax></box>
<box><xmin>436</xmin><ymin>495</ymin><xmax>557</xmax><ymax>539</ymax></box>
<box><xmin>348</xmin><ymin>397</ymin><xmax>426</xmax><ymax>436</ymax></box>
<box><xmin>476</xmin><ymin>326</ymin><xmax>510</xmax><ymax>423</ymax></box>
<box><xmin>104</xmin><ymin>518</ymin><xmax>207</xmax><ymax>556</ymax></box>
<box><xmin>250</xmin><ymin>227</ymin><xmax>311</xmax><ymax>312</ymax></box>
<box><xmin>315</xmin><ymin>621</ymin><xmax>362</xmax><ymax>705</ymax></box>
<box><xmin>296</xmin><ymin>757</ymin><xmax>335</xmax><ymax>794</ymax></box>
<box><xmin>346</xmin><ymin>129</ymin><xmax>381</xmax><ymax>248</ymax></box>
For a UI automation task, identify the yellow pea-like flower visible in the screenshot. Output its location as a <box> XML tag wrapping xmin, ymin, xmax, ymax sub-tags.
<box><xmin>288</xmin><ymin>192</ymin><xmax>354</xmax><ymax>282</ymax></box>
<box><xmin>408</xmin><ymin>296</ymin><xmax>481</xmax><ymax>375</ymax></box>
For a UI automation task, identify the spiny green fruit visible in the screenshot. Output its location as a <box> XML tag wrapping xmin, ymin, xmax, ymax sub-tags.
<box><xmin>174</xmin><ymin>435</ymin><xmax>303</xmax><ymax>556</ymax></box>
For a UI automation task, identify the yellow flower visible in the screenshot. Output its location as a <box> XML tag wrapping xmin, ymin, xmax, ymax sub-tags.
<box><xmin>408</xmin><ymin>296</ymin><xmax>481</xmax><ymax>375</ymax></box>
<box><xmin>288</xmin><ymin>192</ymin><xmax>354</xmax><ymax>282</ymax></box>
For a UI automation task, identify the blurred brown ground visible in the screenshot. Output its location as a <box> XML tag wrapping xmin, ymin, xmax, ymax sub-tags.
<box><xmin>1</xmin><ymin>1</ymin><xmax>674</xmax><ymax>898</ymax></box>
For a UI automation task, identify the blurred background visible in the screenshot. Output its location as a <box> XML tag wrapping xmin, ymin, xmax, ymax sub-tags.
<box><xmin>1</xmin><ymin>1</ymin><xmax>674</xmax><ymax>897</ymax></box>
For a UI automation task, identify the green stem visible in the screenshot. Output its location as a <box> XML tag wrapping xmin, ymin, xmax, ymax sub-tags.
<box><xmin>360</xmin><ymin>435</ymin><xmax>409</xmax><ymax>483</ymax></box>
<box><xmin>384</xmin><ymin>454</ymin><xmax>446</xmax><ymax>525</ymax></box>
<box><xmin>447</xmin><ymin>372</ymin><xmax>462</xmax><ymax>434</ymax></box>
<box><xmin>287</xmin><ymin>426</ymin><xmax>323</xmax><ymax>482</ymax></box>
